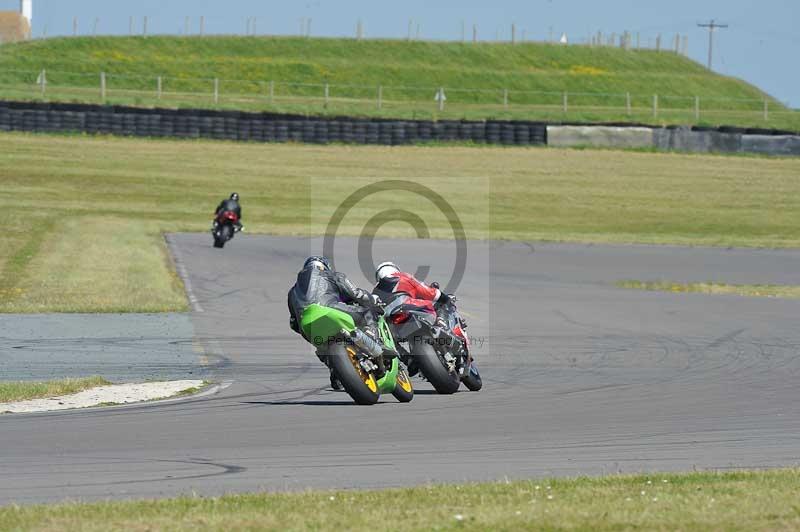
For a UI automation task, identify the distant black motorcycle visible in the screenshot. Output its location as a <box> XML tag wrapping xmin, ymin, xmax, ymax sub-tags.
<box><xmin>212</xmin><ymin>210</ymin><xmax>240</xmax><ymax>248</ymax></box>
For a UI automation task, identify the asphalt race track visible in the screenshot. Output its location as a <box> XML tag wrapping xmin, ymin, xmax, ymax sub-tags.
<box><xmin>2</xmin><ymin>234</ymin><xmax>799</xmax><ymax>505</ymax></box>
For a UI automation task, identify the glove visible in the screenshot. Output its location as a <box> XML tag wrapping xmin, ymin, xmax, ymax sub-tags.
<box><xmin>356</xmin><ymin>291</ymin><xmax>383</xmax><ymax>309</ymax></box>
<box><xmin>431</xmin><ymin>282</ymin><xmax>440</xmax><ymax>289</ymax></box>
<box><xmin>438</xmin><ymin>292</ymin><xmax>453</xmax><ymax>305</ymax></box>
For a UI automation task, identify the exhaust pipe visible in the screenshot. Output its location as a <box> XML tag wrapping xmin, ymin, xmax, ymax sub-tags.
<box><xmin>345</xmin><ymin>329</ymin><xmax>383</xmax><ymax>359</ymax></box>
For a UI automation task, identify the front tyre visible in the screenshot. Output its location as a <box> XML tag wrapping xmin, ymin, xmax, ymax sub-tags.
<box><xmin>391</xmin><ymin>362</ymin><xmax>414</xmax><ymax>403</ymax></box>
<box><xmin>329</xmin><ymin>343</ymin><xmax>380</xmax><ymax>405</ymax></box>
<box><xmin>461</xmin><ymin>362</ymin><xmax>483</xmax><ymax>391</ymax></box>
<box><xmin>413</xmin><ymin>341</ymin><xmax>460</xmax><ymax>394</ymax></box>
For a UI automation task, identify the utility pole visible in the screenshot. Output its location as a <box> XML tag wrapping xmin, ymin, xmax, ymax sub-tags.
<box><xmin>697</xmin><ymin>19</ymin><xmax>728</xmax><ymax>70</ymax></box>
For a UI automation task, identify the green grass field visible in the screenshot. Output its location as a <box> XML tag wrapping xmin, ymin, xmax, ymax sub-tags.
<box><xmin>617</xmin><ymin>280</ymin><xmax>800</xmax><ymax>298</ymax></box>
<box><xmin>1</xmin><ymin>132</ymin><xmax>798</xmax><ymax>313</ymax></box>
<box><xmin>1</xmin><ymin>469</ymin><xmax>798</xmax><ymax>530</ymax></box>
<box><xmin>0</xmin><ymin>376</ymin><xmax>109</xmax><ymax>403</ymax></box>
<box><xmin>0</xmin><ymin>36</ymin><xmax>796</xmax><ymax>130</ymax></box>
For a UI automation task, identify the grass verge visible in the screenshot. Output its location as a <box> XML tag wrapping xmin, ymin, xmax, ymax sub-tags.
<box><xmin>1</xmin><ymin>132</ymin><xmax>799</xmax><ymax>313</ymax></box>
<box><xmin>616</xmin><ymin>280</ymin><xmax>800</xmax><ymax>298</ymax></box>
<box><xmin>0</xmin><ymin>376</ymin><xmax>110</xmax><ymax>403</ymax></box>
<box><xmin>1</xmin><ymin>469</ymin><xmax>799</xmax><ymax>530</ymax></box>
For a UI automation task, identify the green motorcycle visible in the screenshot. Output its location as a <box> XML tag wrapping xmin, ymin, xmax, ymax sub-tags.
<box><xmin>300</xmin><ymin>303</ymin><xmax>414</xmax><ymax>405</ymax></box>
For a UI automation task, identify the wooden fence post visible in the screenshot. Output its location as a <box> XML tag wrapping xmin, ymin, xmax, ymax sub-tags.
<box><xmin>157</xmin><ymin>76</ymin><xmax>162</xmax><ymax>100</ymax></box>
<box><xmin>100</xmin><ymin>72</ymin><xmax>106</xmax><ymax>102</ymax></box>
<box><xmin>694</xmin><ymin>96</ymin><xmax>700</xmax><ymax>121</ymax></box>
<box><xmin>438</xmin><ymin>87</ymin><xmax>445</xmax><ymax>111</ymax></box>
<box><xmin>214</xmin><ymin>78</ymin><xmax>219</xmax><ymax>104</ymax></box>
<box><xmin>39</xmin><ymin>69</ymin><xmax>46</xmax><ymax>98</ymax></box>
<box><xmin>324</xmin><ymin>83</ymin><xmax>329</xmax><ymax>108</ymax></box>
<box><xmin>563</xmin><ymin>92</ymin><xmax>568</xmax><ymax>113</ymax></box>
<box><xmin>377</xmin><ymin>85</ymin><xmax>382</xmax><ymax>109</ymax></box>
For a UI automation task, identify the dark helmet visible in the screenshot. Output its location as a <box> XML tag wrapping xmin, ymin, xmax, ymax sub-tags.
<box><xmin>230</xmin><ymin>192</ymin><xmax>240</xmax><ymax>201</ymax></box>
<box><xmin>303</xmin><ymin>256</ymin><xmax>332</xmax><ymax>271</ymax></box>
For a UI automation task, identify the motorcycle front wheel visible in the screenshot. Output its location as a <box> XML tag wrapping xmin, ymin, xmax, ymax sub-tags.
<box><xmin>213</xmin><ymin>224</ymin><xmax>233</xmax><ymax>248</ymax></box>
<box><xmin>461</xmin><ymin>362</ymin><xmax>483</xmax><ymax>391</ymax></box>
<box><xmin>329</xmin><ymin>343</ymin><xmax>380</xmax><ymax>405</ymax></box>
<box><xmin>391</xmin><ymin>361</ymin><xmax>414</xmax><ymax>403</ymax></box>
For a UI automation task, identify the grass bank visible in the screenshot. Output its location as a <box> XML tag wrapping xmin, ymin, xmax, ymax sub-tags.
<box><xmin>0</xmin><ymin>376</ymin><xmax>109</xmax><ymax>403</ymax></box>
<box><xmin>1</xmin><ymin>469</ymin><xmax>799</xmax><ymax>530</ymax></box>
<box><xmin>0</xmin><ymin>36</ymin><xmax>795</xmax><ymax>130</ymax></box>
<box><xmin>617</xmin><ymin>280</ymin><xmax>800</xmax><ymax>298</ymax></box>
<box><xmin>1</xmin><ymin>132</ymin><xmax>799</xmax><ymax>313</ymax></box>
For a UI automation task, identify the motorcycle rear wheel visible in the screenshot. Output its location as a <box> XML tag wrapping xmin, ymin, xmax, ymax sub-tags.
<box><xmin>413</xmin><ymin>342</ymin><xmax>460</xmax><ymax>394</ymax></box>
<box><xmin>329</xmin><ymin>343</ymin><xmax>380</xmax><ymax>405</ymax></box>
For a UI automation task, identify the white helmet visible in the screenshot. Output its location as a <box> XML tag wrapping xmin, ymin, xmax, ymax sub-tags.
<box><xmin>375</xmin><ymin>261</ymin><xmax>400</xmax><ymax>281</ymax></box>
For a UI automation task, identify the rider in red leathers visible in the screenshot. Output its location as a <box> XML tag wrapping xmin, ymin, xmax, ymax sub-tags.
<box><xmin>372</xmin><ymin>261</ymin><xmax>452</xmax><ymax>325</ymax></box>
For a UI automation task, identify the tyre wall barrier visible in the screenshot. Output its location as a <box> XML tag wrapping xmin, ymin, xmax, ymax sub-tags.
<box><xmin>0</xmin><ymin>100</ymin><xmax>547</xmax><ymax>147</ymax></box>
<box><xmin>652</xmin><ymin>127</ymin><xmax>743</xmax><ymax>153</ymax></box>
<box><xmin>547</xmin><ymin>126</ymin><xmax>654</xmax><ymax>149</ymax></box>
<box><xmin>551</xmin><ymin>124</ymin><xmax>800</xmax><ymax>156</ymax></box>
<box><xmin>0</xmin><ymin>100</ymin><xmax>796</xmax><ymax>155</ymax></box>
<box><xmin>740</xmin><ymin>135</ymin><xmax>800</xmax><ymax>156</ymax></box>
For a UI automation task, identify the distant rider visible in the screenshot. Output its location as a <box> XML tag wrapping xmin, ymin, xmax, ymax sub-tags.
<box><xmin>288</xmin><ymin>256</ymin><xmax>383</xmax><ymax>389</ymax></box>
<box><xmin>214</xmin><ymin>192</ymin><xmax>243</xmax><ymax>232</ymax></box>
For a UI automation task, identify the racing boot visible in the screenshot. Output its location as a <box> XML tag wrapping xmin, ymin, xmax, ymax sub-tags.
<box><xmin>329</xmin><ymin>368</ymin><xmax>343</xmax><ymax>391</ymax></box>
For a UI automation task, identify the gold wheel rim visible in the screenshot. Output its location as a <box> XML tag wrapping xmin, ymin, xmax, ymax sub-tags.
<box><xmin>397</xmin><ymin>369</ymin><xmax>413</xmax><ymax>393</ymax></box>
<box><xmin>347</xmin><ymin>347</ymin><xmax>377</xmax><ymax>393</ymax></box>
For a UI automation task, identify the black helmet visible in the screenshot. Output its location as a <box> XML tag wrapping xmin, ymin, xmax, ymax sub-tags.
<box><xmin>303</xmin><ymin>256</ymin><xmax>332</xmax><ymax>271</ymax></box>
<box><xmin>230</xmin><ymin>192</ymin><xmax>240</xmax><ymax>201</ymax></box>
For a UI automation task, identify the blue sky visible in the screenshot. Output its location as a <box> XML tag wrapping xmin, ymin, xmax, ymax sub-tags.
<box><xmin>3</xmin><ymin>0</ymin><xmax>797</xmax><ymax>107</ymax></box>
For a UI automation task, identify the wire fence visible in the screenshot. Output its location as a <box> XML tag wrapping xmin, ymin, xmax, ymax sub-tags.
<box><xmin>0</xmin><ymin>68</ymin><xmax>795</xmax><ymax>126</ymax></box>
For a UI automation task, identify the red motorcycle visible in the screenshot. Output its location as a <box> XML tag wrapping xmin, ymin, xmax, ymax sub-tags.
<box><xmin>212</xmin><ymin>210</ymin><xmax>240</xmax><ymax>248</ymax></box>
<box><xmin>384</xmin><ymin>294</ymin><xmax>482</xmax><ymax>394</ymax></box>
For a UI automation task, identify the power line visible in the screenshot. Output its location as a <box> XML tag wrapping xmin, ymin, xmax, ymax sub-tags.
<box><xmin>697</xmin><ymin>19</ymin><xmax>728</xmax><ymax>70</ymax></box>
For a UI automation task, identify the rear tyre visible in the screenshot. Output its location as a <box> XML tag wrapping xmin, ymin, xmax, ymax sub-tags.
<box><xmin>213</xmin><ymin>234</ymin><xmax>225</xmax><ymax>248</ymax></box>
<box><xmin>413</xmin><ymin>342</ymin><xmax>460</xmax><ymax>394</ymax></box>
<box><xmin>461</xmin><ymin>362</ymin><xmax>483</xmax><ymax>391</ymax></box>
<box><xmin>329</xmin><ymin>343</ymin><xmax>380</xmax><ymax>405</ymax></box>
<box><xmin>391</xmin><ymin>362</ymin><xmax>414</xmax><ymax>403</ymax></box>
